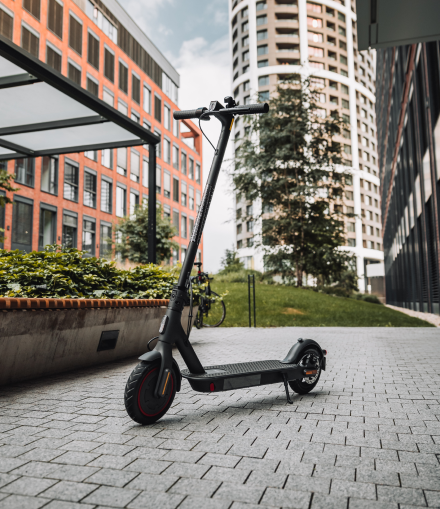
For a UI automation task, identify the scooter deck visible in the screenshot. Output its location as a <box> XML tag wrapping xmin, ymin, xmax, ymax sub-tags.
<box><xmin>181</xmin><ymin>360</ymin><xmax>304</xmax><ymax>393</ymax></box>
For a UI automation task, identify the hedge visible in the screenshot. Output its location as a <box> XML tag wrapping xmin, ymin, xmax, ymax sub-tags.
<box><xmin>0</xmin><ymin>246</ymin><xmax>185</xmax><ymax>300</ymax></box>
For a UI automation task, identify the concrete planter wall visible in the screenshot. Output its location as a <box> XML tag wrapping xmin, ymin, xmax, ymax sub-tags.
<box><xmin>0</xmin><ymin>298</ymin><xmax>188</xmax><ymax>386</ymax></box>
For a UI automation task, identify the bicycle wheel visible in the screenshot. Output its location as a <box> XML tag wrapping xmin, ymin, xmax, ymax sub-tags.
<box><xmin>201</xmin><ymin>291</ymin><xmax>226</xmax><ymax>327</ymax></box>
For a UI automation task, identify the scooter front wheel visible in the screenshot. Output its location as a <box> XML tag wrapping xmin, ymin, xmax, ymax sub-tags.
<box><xmin>124</xmin><ymin>361</ymin><xmax>176</xmax><ymax>425</ymax></box>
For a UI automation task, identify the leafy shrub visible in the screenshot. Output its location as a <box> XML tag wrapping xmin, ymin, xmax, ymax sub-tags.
<box><xmin>356</xmin><ymin>293</ymin><xmax>382</xmax><ymax>305</ymax></box>
<box><xmin>214</xmin><ymin>269</ymin><xmax>263</xmax><ymax>284</ymax></box>
<box><xmin>0</xmin><ymin>246</ymin><xmax>190</xmax><ymax>300</ymax></box>
<box><xmin>317</xmin><ymin>285</ymin><xmax>351</xmax><ymax>298</ymax></box>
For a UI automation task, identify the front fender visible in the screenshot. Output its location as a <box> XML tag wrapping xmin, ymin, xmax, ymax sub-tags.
<box><xmin>281</xmin><ymin>339</ymin><xmax>325</xmax><ymax>369</ymax></box>
<box><xmin>138</xmin><ymin>350</ymin><xmax>182</xmax><ymax>392</ymax></box>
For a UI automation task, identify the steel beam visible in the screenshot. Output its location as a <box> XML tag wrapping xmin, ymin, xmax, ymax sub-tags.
<box><xmin>0</xmin><ymin>115</ymin><xmax>107</xmax><ymax>136</ymax></box>
<box><xmin>0</xmin><ymin>72</ymin><xmax>40</xmax><ymax>89</ymax></box>
<box><xmin>0</xmin><ymin>138</ymin><xmax>34</xmax><ymax>156</ymax></box>
<box><xmin>148</xmin><ymin>143</ymin><xmax>157</xmax><ymax>264</ymax></box>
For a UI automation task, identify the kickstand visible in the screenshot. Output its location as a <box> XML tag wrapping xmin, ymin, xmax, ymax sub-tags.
<box><xmin>282</xmin><ymin>373</ymin><xmax>293</xmax><ymax>404</ymax></box>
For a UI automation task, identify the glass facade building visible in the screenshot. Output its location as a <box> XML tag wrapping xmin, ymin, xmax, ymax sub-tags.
<box><xmin>376</xmin><ymin>42</ymin><xmax>440</xmax><ymax>313</ymax></box>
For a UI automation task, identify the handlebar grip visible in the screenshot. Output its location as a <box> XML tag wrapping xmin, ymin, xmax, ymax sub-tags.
<box><xmin>248</xmin><ymin>103</ymin><xmax>269</xmax><ymax>114</ymax></box>
<box><xmin>173</xmin><ymin>107</ymin><xmax>206</xmax><ymax>120</ymax></box>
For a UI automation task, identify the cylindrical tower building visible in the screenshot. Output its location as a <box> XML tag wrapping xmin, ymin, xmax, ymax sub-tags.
<box><xmin>229</xmin><ymin>0</ymin><xmax>382</xmax><ymax>292</ymax></box>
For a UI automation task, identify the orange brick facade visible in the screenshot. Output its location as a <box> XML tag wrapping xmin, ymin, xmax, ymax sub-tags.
<box><xmin>0</xmin><ymin>0</ymin><xmax>203</xmax><ymax>263</ymax></box>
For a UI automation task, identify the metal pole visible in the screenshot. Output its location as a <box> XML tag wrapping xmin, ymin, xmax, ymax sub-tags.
<box><xmin>148</xmin><ymin>143</ymin><xmax>157</xmax><ymax>264</ymax></box>
<box><xmin>253</xmin><ymin>274</ymin><xmax>256</xmax><ymax>328</ymax></box>
<box><xmin>248</xmin><ymin>274</ymin><xmax>251</xmax><ymax>327</ymax></box>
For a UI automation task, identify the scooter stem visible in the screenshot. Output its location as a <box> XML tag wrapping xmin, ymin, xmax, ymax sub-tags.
<box><xmin>153</xmin><ymin>112</ymin><xmax>233</xmax><ymax>396</ymax></box>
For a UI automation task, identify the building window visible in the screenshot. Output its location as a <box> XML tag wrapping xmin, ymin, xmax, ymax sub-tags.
<box><xmin>156</xmin><ymin>165</ymin><xmax>161</xmax><ymax>194</ymax></box>
<box><xmin>48</xmin><ymin>0</ymin><xmax>63</xmax><ymax>39</ymax></box>
<box><xmin>130</xmin><ymin>150</ymin><xmax>140</xmax><ymax>182</ymax></box>
<box><xmin>189</xmin><ymin>217</ymin><xmax>194</xmax><ymax>236</ymax></box>
<box><xmin>24</xmin><ymin>0</ymin><xmax>40</xmax><ymax>20</ymax></box>
<box><xmin>142</xmin><ymin>157</ymin><xmax>149</xmax><ymax>188</ymax></box>
<box><xmin>100</xmin><ymin>222</ymin><xmax>112</xmax><ymax>258</ymax></box>
<box><xmin>119</xmin><ymin>61</ymin><xmax>128</xmax><ymax>93</ymax></box>
<box><xmin>164</xmin><ymin>105</ymin><xmax>171</xmax><ymax>130</ymax></box>
<box><xmin>307</xmin><ymin>17</ymin><xmax>322</xmax><ymax>28</ymax></box>
<box><xmin>62</xmin><ymin>212</ymin><xmax>77</xmax><ymax>248</ymax></box>
<box><xmin>181</xmin><ymin>152</ymin><xmax>187</xmax><ymax>175</ymax></box>
<box><xmin>21</xmin><ymin>26</ymin><xmax>39</xmax><ymax>58</ymax></box>
<box><xmin>181</xmin><ymin>215</ymin><xmax>187</xmax><ymax>239</ymax></box>
<box><xmin>68</xmin><ymin>62</ymin><xmax>81</xmax><ymax>85</ymax></box>
<box><xmin>189</xmin><ymin>186</ymin><xmax>194</xmax><ymax>210</ymax></box>
<box><xmin>258</xmin><ymin>60</ymin><xmax>268</xmax><ymax>68</ymax></box>
<box><xmin>47</xmin><ymin>45</ymin><xmax>61</xmax><ymax>72</ymax></box>
<box><xmin>189</xmin><ymin>158</ymin><xmax>194</xmax><ymax>179</ymax></box>
<box><xmin>257</xmin><ymin>45</ymin><xmax>268</xmax><ymax>56</ymax></box>
<box><xmin>196</xmin><ymin>163</ymin><xmax>201</xmax><ymax>184</ymax></box>
<box><xmin>173</xmin><ymin>145</ymin><xmax>179</xmax><ymax>170</ymax></box>
<box><xmin>104</xmin><ymin>47</ymin><xmax>114</xmax><ymax>82</ymax></box>
<box><xmin>173</xmin><ymin>177</ymin><xmax>179</xmax><ymax>203</ymax></box>
<box><xmin>242</xmin><ymin>50</ymin><xmax>249</xmax><ymax>62</ymax></box>
<box><xmin>82</xmin><ymin>218</ymin><xmax>96</xmax><ymax>256</ymax></box>
<box><xmin>87</xmin><ymin>76</ymin><xmax>99</xmax><ymax>96</ymax></box>
<box><xmin>116</xmin><ymin>186</ymin><xmax>126</xmax><ymax>217</ymax></box>
<box><xmin>39</xmin><ymin>206</ymin><xmax>56</xmax><ymax>250</ymax></box>
<box><xmin>181</xmin><ymin>180</ymin><xmax>187</xmax><ymax>207</ymax></box>
<box><xmin>259</xmin><ymin>91</ymin><xmax>269</xmax><ymax>101</ymax></box>
<box><xmin>132</xmin><ymin>74</ymin><xmax>140</xmax><ymax>104</ymax></box>
<box><xmin>0</xmin><ymin>8</ymin><xmax>13</xmax><ymax>40</ymax></box>
<box><xmin>41</xmin><ymin>156</ymin><xmax>57</xmax><ymax>195</ymax></box>
<box><xmin>237</xmin><ymin>240</ymin><xmax>243</xmax><ymax>249</ymax></box>
<box><xmin>257</xmin><ymin>30</ymin><xmax>268</xmax><ymax>41</ymax></box>
<box><xmin>64</xmin><ymin>161</ymin><xmax>79</xmax><ymax>202</ymax></box>
<box><xmin>308</xmin><ymin>46</ymin><xmax>324</xmax><ymax>58</ymax></box>
<box><xmin>242</xmin><ymin>21</ymin><xmax>249</xmax><ymax>32</ymax></box>
<box><xmin>256</xmin><ymin>1</ymin><xmax>267</xmax><ymax>11</ymax></box>
<box><xmin>130</xmin><ymin>191</ymin><xmax>139</xmax><ymax>215</ymax></box>
<box><xmin>347</xmin><ymin>238</ymin><xmax>356</xmax><ymax>247</ymax></box>
<box><xmin>15</xmin><ymin>158</ymin><xmax>34</xmax><ymax>187</ymax></box>
<box><xmin>173</xmin><ymin>115</ymin><xmax>178</xmax><ymax>137</ymax></box>
<box><xmin>88</xmin><ymin>31</ymin><xmax>99</xmax><ymax>69</ymax></box>
<box><xmin>84</xmin><ymin>170</ymin><xmax>97</xmax><ymax>208</ymax></box>
<box><xmin>164</xmin><ymin>171</ymin><xmax>171</xmax><ymax>198</ymax></box>
<box><xmin>196</xmin><ymin>190</ymin><xmax>201</xmax><ymax>211</ymax></box>
<box><xmin>258</xmin><ymin>75</ymin><xmax>269</xmax><ymax>87</ymax></box>
<box><xmin>101</xmin><ymin>149</ymin><xmax>113</xmax><ymax>169</ymax></box>
<box><xmin>117</xmin><ymin>148</ymin><xmax>127</xmax><ymax>176</ymax></box>
<box><xmin>155</xmin><ymin>95</ymin><xmax>162</xmax><ymax>122</ymax></box>
<box><xmin>155</xmin><ymin>130</ymin><xmax>161</xmax><ymax>158</ymax></box>
<box><xmin>101</xmin><ymin>178</ymin><xmax>112</xmax><ymax>214</ymax></box>
<box><xmin>143</xmin><ymin>85</ymin><xmax>151</xmax><ymax>114</ymax></box>
<box><xmin>164</xmin><ymin>139</ymin><xmax>171</xmax><ymax>164</ymax></box>
<box><xmin>256</xmin><ymin>15</ymin><xmax>267</xmax><ymax>25</ymax></box>
<box><xmin>69</xmin><ymin>14</ymin><xmax>82</xmax><ymax>55</ymax></box>
<box><xmin>173</xmin><ymin>210</ymin><xmax>179</xmax><ymax>235</ymax></box>
<box><xmin>12</xmin><ymin>198</ymin><xmax>33</xmax><ymax>252</ymax></box>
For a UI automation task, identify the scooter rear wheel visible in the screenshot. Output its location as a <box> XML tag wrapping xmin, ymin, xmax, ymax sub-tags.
<box><xmin>289</xmin><ymin>348</ymin><xmax>322</xmax><ymax>395</ymax></box>
<box><xmin>124</xmin><ymin>361</ymin><xmax>176</xmax><ymax>425</ymax></box>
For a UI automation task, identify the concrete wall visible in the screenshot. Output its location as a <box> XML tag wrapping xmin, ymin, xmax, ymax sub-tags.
<box><xmin>0</xmin><ymin>305</ymin><xmax>191</xmax><ymax>385</ymax></box>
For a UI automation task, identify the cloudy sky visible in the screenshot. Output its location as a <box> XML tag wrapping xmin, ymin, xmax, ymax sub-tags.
<box><xmin>120</xmin><ymin>0</ymin><xmax>235</xmax><ymax>273</ymax></box>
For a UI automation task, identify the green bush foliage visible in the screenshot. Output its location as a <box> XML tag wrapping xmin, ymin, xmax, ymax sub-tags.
<box><xmin>0</xmin><ymin>246</ymin><xmax>187</xmax><ymax>300</ymax></box>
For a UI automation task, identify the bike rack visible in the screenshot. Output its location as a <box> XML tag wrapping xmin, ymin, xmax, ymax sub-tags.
<box><xmin>248</xmin><ymin>274</ymin><xmax>256</xmax><ymax>328</ymax></box>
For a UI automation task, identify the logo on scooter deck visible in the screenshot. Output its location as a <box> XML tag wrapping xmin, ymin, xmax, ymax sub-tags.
<box><xmin>190</xmin><ymin>185</ymin><xmax>214</xmax><ymax>245</ymax></box>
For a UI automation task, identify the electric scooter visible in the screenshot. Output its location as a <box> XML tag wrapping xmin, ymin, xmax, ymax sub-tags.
<box><xmin>124</xmin><ymin>97</ymin><xmax>327</xmax><ymax>424</ymax></box>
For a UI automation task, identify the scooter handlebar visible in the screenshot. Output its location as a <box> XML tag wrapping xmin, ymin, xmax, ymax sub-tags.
<box><xmin>173</xmin><ymin>103</ymin><xmax>269</xmax><ymax>120</ymax></box>
<box><xmin>173</xmin><ymin>108</ymin><xmax>207</xmax><ymax>120</ymax></box>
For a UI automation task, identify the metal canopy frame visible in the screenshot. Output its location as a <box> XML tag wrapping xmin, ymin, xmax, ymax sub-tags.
<box><xmin>0</xmin><ymin>35</ymin><xmax>160</xmax><ymax>263</ymax></box>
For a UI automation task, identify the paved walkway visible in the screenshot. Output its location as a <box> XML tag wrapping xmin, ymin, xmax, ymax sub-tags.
<box><xmin>385</xmin><ymin>305</ymin><xmax>440</xmax><ymax>328</ymax></box>
<box><xmin>0</xmin><ymin>327</ymin><xmax>439</xmax><ymax>509</ymax></box>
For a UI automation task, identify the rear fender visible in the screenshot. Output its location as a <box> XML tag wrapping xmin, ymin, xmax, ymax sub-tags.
<box><xmin>281</xmin><ymin>339</ymin><xmax>326</xmax><ymax>370</ymax></box>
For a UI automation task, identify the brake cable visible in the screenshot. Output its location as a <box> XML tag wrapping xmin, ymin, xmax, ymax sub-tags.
<box><xmin>198</xmin><ymin>112</ymin><xmax>219</xmax><ymax>154</ymax></box>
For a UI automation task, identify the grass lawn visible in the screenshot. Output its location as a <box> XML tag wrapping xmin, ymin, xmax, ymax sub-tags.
<box><xmin>208</xmin><ymin>282</ymin><xmax>433</xmax><ymax>327</ymax></box>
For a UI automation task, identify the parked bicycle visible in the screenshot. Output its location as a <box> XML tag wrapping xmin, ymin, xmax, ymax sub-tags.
<box><xmin>192</xmin><ymin>262</ymin><xmax>226</xmax><ymax>328</ymax></box>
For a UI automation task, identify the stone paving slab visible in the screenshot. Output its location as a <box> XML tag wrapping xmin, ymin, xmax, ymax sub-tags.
<box><xmin>0</xmin><ymin>327</ymin><xmax>439</xmax><ymax>509</ymax></box>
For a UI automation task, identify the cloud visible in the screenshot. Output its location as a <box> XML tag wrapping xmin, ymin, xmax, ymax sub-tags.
<box><xmin>173</xmin><ymin>35</ymin><xmax>235</xmax><ymax>272</ymax></box>
<box><xmin>119</xmin><ymin>0</ymin><xmax>174</xmax><ymax>36</ymax></box>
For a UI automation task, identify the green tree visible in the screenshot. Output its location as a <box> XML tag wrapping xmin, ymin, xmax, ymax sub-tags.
<box><xmin>232</xmin><ymin>77</ymin><xmax>353</xmax><ymax>286</ymax></box>
<box><xmin>115</xmin><ymin>203</ymin><xmax>178</xmax><ymax>264</ymax></box>
<box><xmin>219</xmin><ymin>247</ymin><xmax>245</xmax><ymax>274</ymax></box>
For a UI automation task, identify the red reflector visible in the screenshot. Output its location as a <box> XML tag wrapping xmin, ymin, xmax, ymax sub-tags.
<box><xmin>210</xmin><ymin>383</ymin><xmax>215</xmax><ymax>392</ymax></box>
<box><xmin>323</xmin><ymin>349</ymin><xmax>327</xmax><ymax>355</ymax></box>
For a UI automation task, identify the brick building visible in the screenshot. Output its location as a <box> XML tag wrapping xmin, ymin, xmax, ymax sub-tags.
<box><xmin>0</xmin><ymin>0</ymin><xmax>203</xmax><ymax>263</ymax></box>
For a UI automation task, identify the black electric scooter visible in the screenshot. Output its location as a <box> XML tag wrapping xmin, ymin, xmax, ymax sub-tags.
<box><xmin>124</xmin><ymin>97</ymin><xmax>327</xmax><ymax>424</ymax></box>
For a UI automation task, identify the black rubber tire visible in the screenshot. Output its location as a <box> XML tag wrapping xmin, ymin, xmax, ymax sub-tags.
<box><xmin>124</xmin><ymin>361</ymin><xmax>177</xmax><ymax>425</ymax></box>
<box><xmin>202</xmin><ymin>291</ymin><xmax>226</xmax><ymax>328</ymax></box>
<box><xmin>289</xmin><ymin>348</ymin><xmax>322</xmax><ymax>395</ymax></box>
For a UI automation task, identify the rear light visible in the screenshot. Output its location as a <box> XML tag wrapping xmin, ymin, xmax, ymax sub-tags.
<box><xmin>322</xmin><ymin>349</ymin><xmax>327</xmax><ymax>355</ymax></box>
<box><xmin>209</xmin><ymin>383</ymin><xmax>215</xmax><ymax>392</ymax></box>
